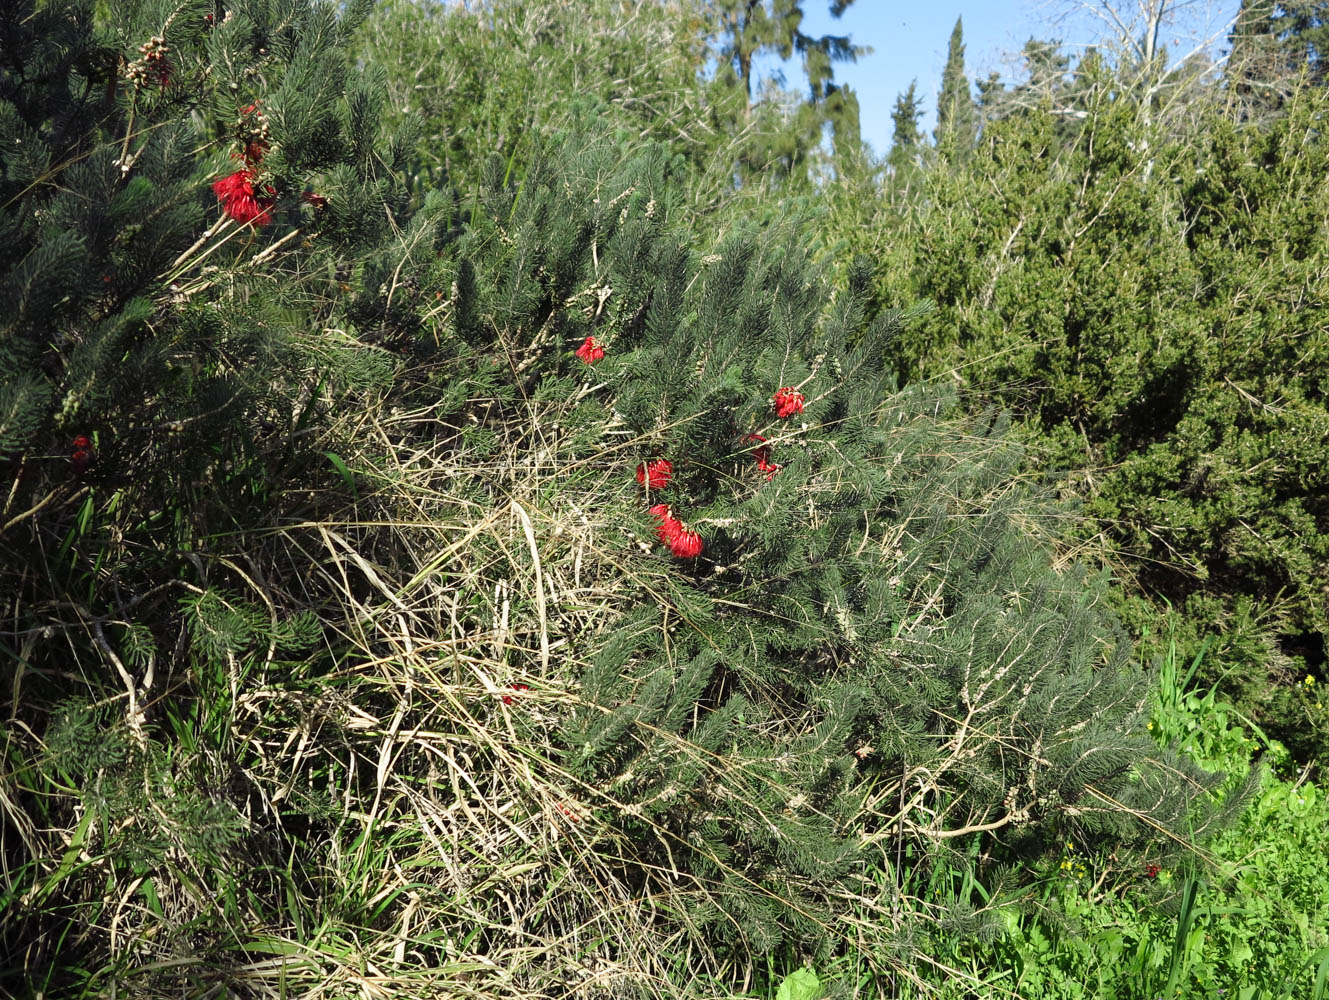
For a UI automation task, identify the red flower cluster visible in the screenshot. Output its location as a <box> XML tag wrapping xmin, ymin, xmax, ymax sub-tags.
<box><xmin>1144</xmin><ymin>863</ymin><xmax>1161</xmax><ymax>879</ymax></box>
<box><xmin>670</xmin><ymin>527</ymin><xmax>704</xmax><ymax>558</ymax></box>
<box><xmin>636</xmin><ymin>458</ymin><xmax>672</xmax><ymax>491</ymax></box>
<box><xmin>649</xmin><ymin>503</ymin><xmax>703</xmax><ymax>558</ymax></box>
<box><xmin>772</xmin><ymin>387</ymin><xmax>805</xmax><ymax>419</ymax></box>
<box><xmin>501</xmin><ymin>682</ymin><xmax>529</xmax><ymax>705</ymax></box>
<box><xmin>575</xmin><ymin>335</ymin><xmax>606</xmax><ymax>364</ymax></box>
<box><xmin>212</xmin><ymin>101</ymin><xmax>282</xmax><ymax>225</ymax></box>
<box><xmin>212</xmin><ymin>170</ymin><xmax>275</xmax><ymax>226</ymax></box>
<box><xmin>744</xmin><ymin>433</ymin><xmax>781</xmax><ymax>480</ymax></box>
<box><xmin>650</xmin><ymin>503</ymin><xmax>679</xmax><ymax>543</ymax></box>
<box><xmin>71</xmin><ymin>434</ymin><xmax>92</xmax><ymax>474</ymax></box>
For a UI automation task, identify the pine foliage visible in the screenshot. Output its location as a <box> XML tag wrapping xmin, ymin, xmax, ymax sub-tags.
<box><xmin>419</xmin><ymin>125</ymin><xmax>1232</xmax><ymax>964</ymax></box>
<box><xmin>0</xmin><ymin>0</ymin><xmax>422</xmax><ymax>988</ymax></box>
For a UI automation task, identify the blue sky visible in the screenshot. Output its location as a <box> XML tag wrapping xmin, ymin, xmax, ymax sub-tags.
<box><xmin>754</xmin><ymin>1</ymin><xmax>1242</xmax><ymax>158</ymax></box>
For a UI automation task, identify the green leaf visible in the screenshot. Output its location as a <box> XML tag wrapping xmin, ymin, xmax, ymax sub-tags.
<box><xmin>775</xmin><ymin>967</ymin><xmax>821</xmax><ymax>1000</ymax></box>
<box><xmin>323</xmin><ymin>451</ymin><xmax>358</xmax><ymax>498</ymax></box>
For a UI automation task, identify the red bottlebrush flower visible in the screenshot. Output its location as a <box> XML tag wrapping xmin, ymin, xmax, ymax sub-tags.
<box><xmin>744</xmin><ymin>432</ymin><xmax>769</xmax><ymax>463</ymax></box>
<box><xmin>669</xmin><ymin>526</ymin><xmax>703</xmax><ymax>559</ymax></box>
<box><xmin>1144</xmin><ymin>863</ymin><xmax>1161</xmax><ymax>879</ymax></box>
<box><xmin>650</xmin><ymin>503</ymin><xmax>682</xmax><ymax>544</ymax></box>
<box><xmin>574</xmin><ymin>335</ymin><xmax>605</xmax><ymax>364</ymax></box>
<box><xmin>71</xmin><ymin>435</ymin><xmax>91</xmax><ymax>451</ymax></box>
<box><xmin>772</xmin><ymin>387</ymin><xmax>806</xmax><ymax>419</ymax></box>
<box><xmin>212</xmin><ymin>170</ymin><xmax>274</xmax><ymax>226</ymax></box>
<box><xmin>743</xmin><ymin>433</ymin><xmax>782</xmax><ymax>478</ymax></box>
<box><xmin>71</xmin><ymin>449</ymin><xmax>92</xmax><ymax>474</ymax></box>
<box><xmin>501</xmin><ymin>682</ymin><xmax>530</xmax><ymax>706</ymax></box>
<box><xmin>636</xmin><ymin>458</ymin><xmax>672</xmax><ymax>491</ymax></box>
<box><xmin>301</xmin><ymin>190</ymin><xmax>328</xmax><ymax>209</ymax></box>
<box><xmin>211</xmin><ymin>170</ymin><xmax>250</xmax><ymax>202</ymax></box>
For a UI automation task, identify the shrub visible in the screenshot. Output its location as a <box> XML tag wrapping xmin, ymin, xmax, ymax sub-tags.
<box><xmin>0</xmin><ymin>10</ymin><xmax>1237</xmax><ymax>994</ymax></box>
<box><xmin>386</xmin><ymin>124</ymin><xmax>1238</xmax><ymax>986</ymax></box>
<box><xmin>869</xmin><ymin>82</ymin><xmax>1329</xmax><ymax>764</ymax></box>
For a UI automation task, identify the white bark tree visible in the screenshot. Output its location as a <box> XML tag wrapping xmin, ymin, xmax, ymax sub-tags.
<box><xmin>1037</xmin><ymin>0</ymin><xmax>1239</xmax><ymax>140</ymax></box>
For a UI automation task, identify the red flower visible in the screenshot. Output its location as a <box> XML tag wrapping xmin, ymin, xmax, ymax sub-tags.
<box><xmin>743</xmin><ymin>433</ymin><xmax>782</xmax><ymax>479</ymax></box>
<box><xmin>574</xmin><ymin>335</ymin><xmax>605</xmax><ymax>364</ymax></box>
<box><xmin>212</xmin><ymin>170</ymin><xmax>275</xmax><ymax>226</ymax></box>
<box><xmin>772</xmin><ymin>387</ymin><xmax>805</xmax><ymax>419</ymax></box>
<box><xmin>71</xmin><ymin>449</ymin><xmax>92</xmax><ymax>474</ymax></box>
<box><xmin>636</xmin><ymin>458</ymin><xmax>672</xmax><ymax>491</ymax></box>
<box><xmin>1144</xmin><ymin>863</ymin><xmax>1161</xmax><ymax>879</ymax></box>
<box><xmin>650</xmin><ymin>503</ymin><xmax>682</xmax><ymax>544</ymax></box>
<box><xmin>500</xmin><ymin>682</ymin><xmax>530</xmax><ymax>706</ymax></box>
<box><xmin>555</xmin><ymin>802</ymin><xmax>581</xmax><ymax>823</ymax></box>
<box><xmin>71</xmin><ymin>435</ymin><xmax>91</xmax><ymax>451</ymax></box>
<box><xmin>669</xmin><ymin>527</ymin><xmax>703</xmax><ymax>559</ymax></box>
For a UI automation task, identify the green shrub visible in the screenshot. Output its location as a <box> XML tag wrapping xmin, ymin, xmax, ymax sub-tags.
<box><xmin>869</xmin><ymin>631</ymin><xmax>1329</xmax><ymax>1000</ymax></box>
<box><xmin>0</xmin><ymin>0</ymin><xmax>422</xmax><ymax>991</ymax></box>
<box><xmin>0</xmin><ymin>7</ymin><xmax>1244</xmax><ymax>996</ymax></box>
<box><xmin>867</xmin><ymin>81</ymin><xmax>1329</xmax><ymax>764</ymax></box>
<box><xmin>402</xmin><ymin>122</ymin><xmax>1238</xmax><ymax>986</ymax></box>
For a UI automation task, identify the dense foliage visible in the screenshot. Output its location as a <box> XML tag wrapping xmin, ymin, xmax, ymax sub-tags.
<box><xmin>1</xmin><ymin>1</ymin><xmax>1326</xmax><ymax>998</ymax></box>
<box><xmin>859</xmin><ymin>78</ymin><xmax>1329</xmax><ymax>763</ymax></box>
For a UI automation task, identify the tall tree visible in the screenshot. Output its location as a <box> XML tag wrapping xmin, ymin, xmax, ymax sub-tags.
<box><xmin>705</xmin><ymin>0</ymin><xmax>869</xmax><ymax>187</ymax></box>
<box><xmin>1227</xmin><ymin>0</ymin><xmax>1284</xmax><ymax>111</ymax></box>
<box><xmin>709</xmin><ymin>0</ymin><xmax>865</xmax><ymax>110</ymax></box>
<box><xmin>1224</xmin><ymin>1</ymin><xmax>1329</xmax><ymax>117</ymax></box>
<box><xmin>935</xmin><ymin>17</ymin><xmax>978</xmax><ymax>151</ymax></box>
<box><xmin>1276</xmin><ymin>0</ymin><xmax>1329</xmax><ymax>81</ymax></box>
<box><xmin>824</xmin><ymin>81</ymin><xmax>864</xmax><ymax>167</ymax></box>
<box><xmin>889</xmin><ymin>79</ymin><xmax>923</xmax><ymax>170</ymax></box>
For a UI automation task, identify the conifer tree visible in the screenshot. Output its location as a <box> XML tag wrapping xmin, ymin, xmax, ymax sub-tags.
<box><xmin>936</xmin><ymin>17</ymin><xmax>978</xmax><ymax>153</ymax></box>
<box><xmin>708</xmin><ymin>0</ymin><xmax>868</xmax><ymax>184</ymax></box>
<box><xmin>889</xmin><ymin>79</ymin><xmax>924</xmax><ymax>170</ymax></box>
<box><xmin>1281</xmin><ymin>1</ymin><xmax>1329</xmax><ymax>80</ymax></box>
<box><xmin>1228</xmin><ymin>0</ymin><xmax>1329</xmax><ymax>110</ymax></box>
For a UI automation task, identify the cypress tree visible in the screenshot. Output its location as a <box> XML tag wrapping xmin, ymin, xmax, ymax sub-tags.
<box><xmin>889</xmin><ymin>79</ymin><xmax>923</xmax><ymax>170</ymax></box>
<box><xmin>936</xmin><ymin>16</ymin><xmax>978</xmax><ymax>153</ymax></box>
